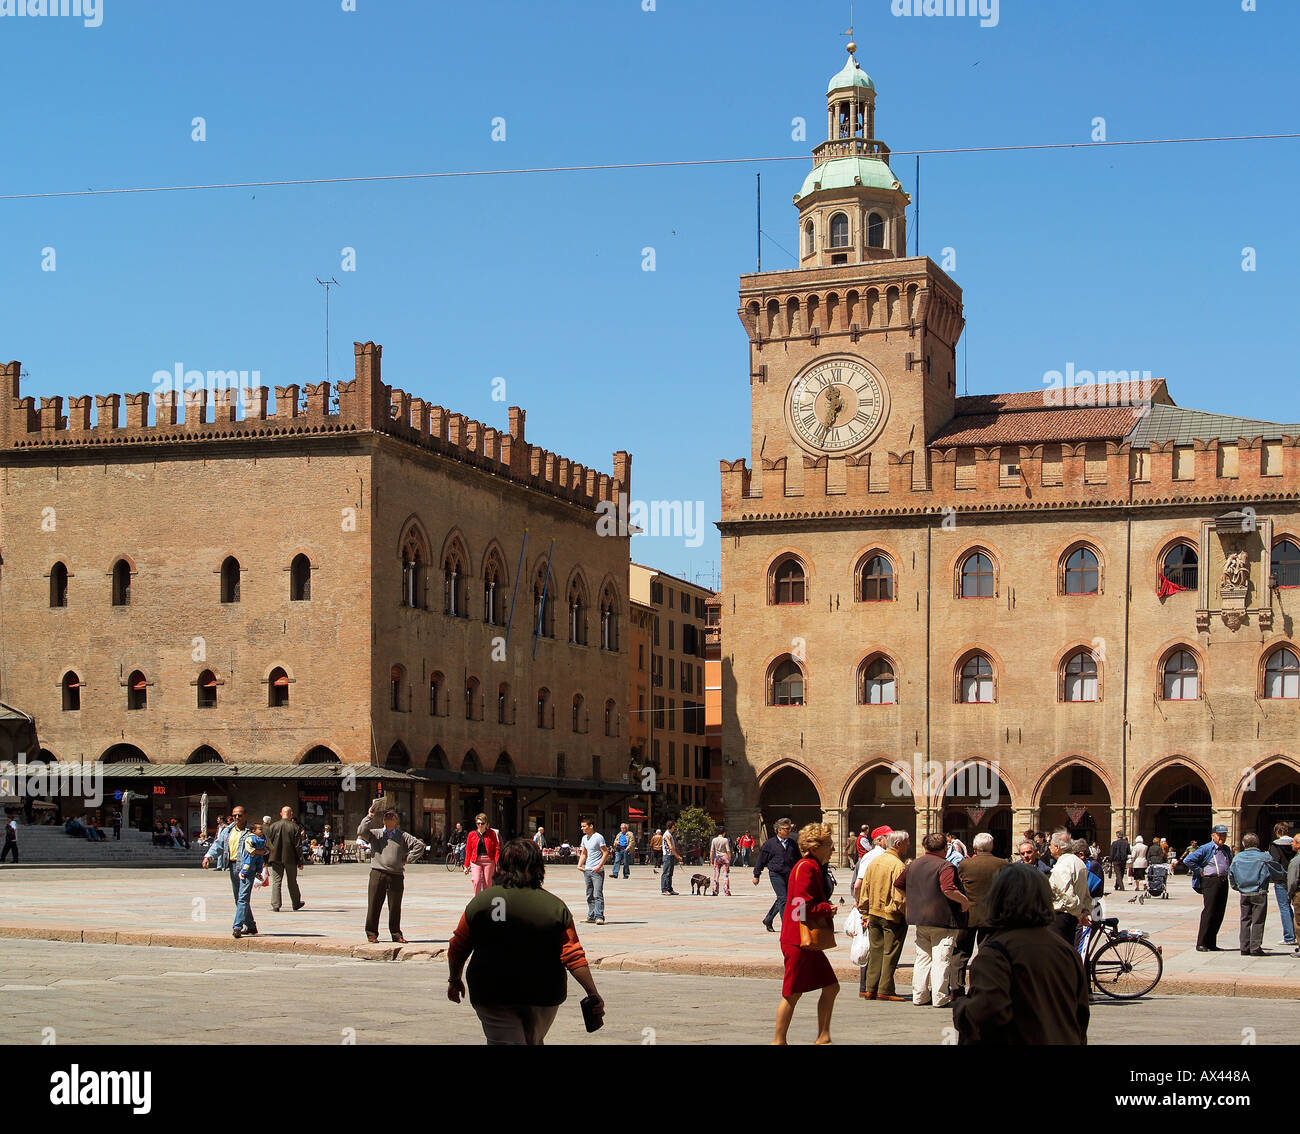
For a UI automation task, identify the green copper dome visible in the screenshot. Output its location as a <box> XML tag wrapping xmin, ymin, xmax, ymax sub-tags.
<box><xmin>794</xmin><ymin>156</ymin><xmax>902</xmax><ymax>202</ymax></box>
<box><xmin>828</xmin><ymin>58</ymin><xmax>874</xmax><ymax>94</ymax></box>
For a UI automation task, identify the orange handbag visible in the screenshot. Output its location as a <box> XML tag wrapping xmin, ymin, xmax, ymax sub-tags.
<box><xmin>793</xmin><ymin>861</ymin><xmax>837</xmax><ymax>951</ymax></box>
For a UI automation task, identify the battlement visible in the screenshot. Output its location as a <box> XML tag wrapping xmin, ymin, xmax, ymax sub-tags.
<box><xmin>720</xmin><ymin>435</ymin><xmax>1300</xmax><ymax>521</ymax></box>
<box><xmin>0</xmin><ymin>343</ymin><xmax>630</xmax><ymax>512</ymax></box>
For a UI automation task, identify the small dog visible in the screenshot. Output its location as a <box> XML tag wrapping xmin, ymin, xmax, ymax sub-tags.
<box><xmin>690</xmin><ymin>873</ymin><xmax>712</xmax><ymax>895</ymax></box>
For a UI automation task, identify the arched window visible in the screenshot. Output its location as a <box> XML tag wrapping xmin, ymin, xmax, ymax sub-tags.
<box><xmin>770</xmin><ymin>557</ymin><xmax>807</xmax><ymax>605</ymax></box>
<box><xmin>567</xmin><ymin>577</ymin><xmax>588</xmax><ymax>645</ymax></box>
<box><xmin>1263</xmin><ymin>647</ymin><xmax>1300</xmax><ymax>700</ymax></box>
<box><xmin>604</xmin><ymin>699</ymin><xmax>618</xmax><ymax>737</ymax></box>
<box><xmin>859</xmin><ymin>657</ymin><xmax>895</xmax><ymax>705</ymax></box>
<box><xmin>112</xmin><ymin>559</ymin><xmax>132</xmax><ymax>607</ymax></box>
<box><xmin>268</xmin><ymin>666</ymin><xmax>290</xmax><ymax>708</ymax></box>
<box><xmin>867</xmin><ymin>212</ymin><xmax>885</xmax><ymax>249</ymax></box>
<box><xmin>220</xmin><ymin>556</ymin><xmax>240</xmax><ymax>604</ymax></box>
<box><xmin>829</xmin><ymin>213</ymin><xmax>849</xmax><ymax>249</ymax></box>
<box><xmin>465</xmin><ymin>676</ymin><xmax>481</xmax><ymax>720</ymax></box>
<box><xmin>429</xmin><ymin>672</ymin><xmax>445</xmax><ymax>717</ymax></box>
<box><xmin>1062</xmin><ymin>546</ymin><xmax>1100</xmax><ymax>595</ymax></box>
<box><xmin>1162</xmin><ymin>650</ymin><xmax>1199</xmax><ymax>700</ymax></box>
<box><xmin>769</xmin><ymin>657</ymin><xmax>805</xmax><ymax>706</ymax></box>
<box><xmin>959</xmin><ymin>552</ymin><xmax>995</xmax><ymax>599</ymax></box>
<box><xmin>127</xmin><ymin>670</ymin><xmax>148</xmax><ymax>711</ymax></box>
<box><xmin>571</xmin><ymin>693</ymin><xmax>584</xmax><ymax>733</ymax></box>
<box><xmin>803</xmin><ymin>220</ymin><xmax>815</xmax><ymax>256</ymax></box>
<box><xmin>290</xmin><ymin>554</ymin><xmax>311</xmax><ymax>601</ymax></box>
<box><xmin>401</xmin><ymin>530</ymin><xmax>427</xmax><ymax>610</ymax></box>
<box><xmin>444</xmin><ymin>543</ymin><xmax>467</xmax><ymax>617</ymax></box>
<box><xmin>61</xmin><ymin>671</ymin><xmax>81</xmax><ymax>712</ymax></box>
<box><xmin>1161</xmin><ymin>543</ymin><xmax>1198</xmax><ymax>590</ymax></box>
<box><xmin>600</xmin><ymin>585</ymin><xmax>620</xmax><ymax>651</ymax></box>
<box><xmin>537</xmin><ymin>687</ymin><xmax>552</xmax><ymax>729</ymax></box>
<box><xmin>497</xmin><ymin>682</ymin><xmax>511</xmax><ymax>725</ymax></box>
<box><xmin>50</xmin><ymin>562</ymin><xmax>69</xmax><ymax>608</ymax></box>
<box><xmin>1061</xmin><ymin>650</ymin><xmax>1098</xmax><ymax>702</ymax></box>
<box><xmin>858</xmin><ymin>555</ymin><xmax>894</xmax><ymax>602</ymax></box>
<box><xmin>1274</xmin><ymin>538</ymin><xmax>1300</xmax><ymax>588</ymax></box>
<box><xmin>958</xmin><ymin>654</ymin><xmax>994</xmax><ymax>703</ymax></box>
<box><xmin>197</xmin><ymin>669</ymin><xmax>218</xmax><ymax>709</ymax></box>
<box><xmin>533</xmin><ymin>566</ymin><xmax>555</xmax><ymax>638</ymax></box>
<box><xmin>483</xmin><ymin>551</ymin><xmax>506</xmax><ymax>626</ymax></box>
<box><xmin>390</xmin><ymin>665</ymin><xmax>405</xmax><ymax>712</ymax></box>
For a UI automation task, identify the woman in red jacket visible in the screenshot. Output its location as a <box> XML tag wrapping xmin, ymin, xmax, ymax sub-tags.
<box><xmin>464</xmin><ymin>814</ymin><xmax>501</xmax><ymax>895</ymax></box>
<box><xmin>774</xmin><ymin>822</ymin><xmax>839</xmax><ymax>1045</ymax></box>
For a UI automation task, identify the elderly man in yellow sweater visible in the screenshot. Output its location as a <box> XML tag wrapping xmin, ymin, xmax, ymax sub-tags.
<box><xmin>857</xmin><ymin>830</ymin><xmax>911</xmax><ymax>1002</ymax></box>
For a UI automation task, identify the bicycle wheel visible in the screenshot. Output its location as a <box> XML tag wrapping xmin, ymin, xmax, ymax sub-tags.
<box><xmin>1090</xmin><ymin>936</ymin><xmax>1162</xmax><ymax>999</ymax></box>
<box><xmin>445</xmin><ymin>852</ymin><xmax>459</xmax><ymax>872</ymax></box>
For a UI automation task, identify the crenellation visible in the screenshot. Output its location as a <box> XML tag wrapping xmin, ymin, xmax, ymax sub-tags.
<box><xmin>68</xmin><ymin>395</ymin><xmax>93</xmax><ymax>432</ymax></box>
<box><xmin>184</xmin><ymin>388</ymin><xmax>208</xmax><ymax>426</ymax></box>
<box><xmin>212</xmin><ymin>387</ymin><xmax>238</xmax><ymax>425</ymax></box>
<box><xmin>95</xmin><ymin>393</ymin><xmax>119</xmax><ymax>431</ymax></box>
<box><xmin>242</xmin><ymin>387</ymin><xmax>268</xmax><ymax>422</ymax></box>
<box><xmin>465</xmin><ymin>419</ymin><xmax>483</xmax><ymax>461</ymax></box>
<box><xmin>39</xmin><ymin>395</ymin><xmax>64</xmax><ymax>431</ymax></box>
<box><xmin>154</xmin><ymin>389</ymin><xmax>179</xmax><ymax>427</ymax></box>
<box><xmin>273</xmin><ymin>386</ymin><xmax>299</xmax><ymax>421</ymax></box>
<box><xmin>303</xmin><ymin>381</ymin><xmax>330</xmax><ymax>420</ymax></box>
<box><xmin>447</xmin><ymin>413</ymin><xmax>466</xmax><ymax>450</ymax></box>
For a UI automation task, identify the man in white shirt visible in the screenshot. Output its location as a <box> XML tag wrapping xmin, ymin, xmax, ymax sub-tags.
<box><xmin>1048</xmin><ymin>829</ymin><xmax>1092</xmax><ymax>946</ymax></box>
<box><xmin>852</xmin><ymin>826</ymin><xmax>892</xmax><ymax>903</ymax></box>
<box><xmin>533</xmin><ymin>826</ymin><xmax>546</xmax><ymax>849</ymax></box>
<box><xmin>577</xmin><ymin>819</ymin><xmax>609</xmax><ymax>925</ymax></box>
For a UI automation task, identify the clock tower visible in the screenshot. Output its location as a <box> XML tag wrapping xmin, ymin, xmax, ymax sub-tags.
<box><xmin>736</xmin><ymin>44</ymin><xmax>965</xmax><ymax>500</ymax></box>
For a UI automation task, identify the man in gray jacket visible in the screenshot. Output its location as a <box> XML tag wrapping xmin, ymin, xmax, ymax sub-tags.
<box><xmin>1228</xmin><ymin>832</ymin><xmax>1286</xmax><ymax>956</ymax></box>
<box><xmin>358</xmin><ymin>799</ymin><xmax>426</xmax><ymax>943</ymax></box>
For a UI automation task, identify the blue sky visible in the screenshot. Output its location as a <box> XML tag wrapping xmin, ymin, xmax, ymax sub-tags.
<box><xmin>4</xmin><ymin>0</ymin><xmax>1298</xmax><ymax>583</ymax></box>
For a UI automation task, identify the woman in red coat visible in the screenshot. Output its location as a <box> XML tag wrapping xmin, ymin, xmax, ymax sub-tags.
<box><xmin>774</xmin><ymin>822</ymin><xmax>839</xmax><ymax>1044</ymax></box>
<box><xmin>464</xmin><ymin>813</ymin><xmax>501</xmax><ymax>895</ymax></box>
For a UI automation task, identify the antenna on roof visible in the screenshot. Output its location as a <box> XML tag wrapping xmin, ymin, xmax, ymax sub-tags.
<box><xmin>315</xmin><ymin>276</ymin><xmax>340</xmax><ymax>382</ymax></box>
<box><xmin>963</xmin><ymin>333</ymin><xmax>969</xmax><ymax>396</ymax></box>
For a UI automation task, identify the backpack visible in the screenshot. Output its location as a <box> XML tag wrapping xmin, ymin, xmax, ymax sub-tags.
<box><xmin>1087</xmin><ymin>868</ymin><xmax>1104</xmax><ymax>897</ymax></box>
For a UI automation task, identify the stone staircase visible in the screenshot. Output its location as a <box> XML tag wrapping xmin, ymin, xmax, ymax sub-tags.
<box><xmin>1</xmin><ymin>822</ymin><xmax>199</xmax><ymax>867</ymax></box>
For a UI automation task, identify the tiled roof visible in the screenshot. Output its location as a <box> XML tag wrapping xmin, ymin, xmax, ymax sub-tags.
<box><xmin>953</xmin><ymin>379</ymin><xmax>1167</xmax><ymax>416</ymax></box>
<box><xmin>930</xmin><ymin>405</ymin><xmax>1146</xmax><ymax>447</ymax></box>
<box><xmin>1127</xmin><ymin>402</ymin><xmax>1300</xmax><ymax>448</ymax></box>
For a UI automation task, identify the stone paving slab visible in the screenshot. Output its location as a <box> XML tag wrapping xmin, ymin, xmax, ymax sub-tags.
<box><xmin>0</xmin><ymin>862</ymin><xmax>1297</xmax><ymax>997</ymax></box>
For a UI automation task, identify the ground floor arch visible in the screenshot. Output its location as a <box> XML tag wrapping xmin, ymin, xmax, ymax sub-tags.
<box><xmin>1135</xmin><ymin>761</ymin><xmax>1212</xmax><ymax>850</ymax></box>
<box><xmin>1241</xmin><ymin>760</ymin><xmax>1300</xmax><ymax>843</ymax></box>
<box><xmin>1037</xmin><ymin>761</ymin><xmax>1113</xmax><ymax>847</ymax></box>
<box><xmin>939</xmin><ymin>760</ymin><xmax>1013</xmax><ymax>859</ymax></box>
<box><xmin>844</xmin><ymin>762</ymin><xmax>916</xmax><ymax>846</ymax></box>
<box><xmin>758</xmin><ymin>764</ymin><xmax>822</xmax><ymax>840</ymax></box>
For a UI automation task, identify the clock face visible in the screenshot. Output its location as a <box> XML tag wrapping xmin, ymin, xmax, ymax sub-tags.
<box><xmin>785</xmin><ymin>357</ymin><xmax>889</xmax><ymax>456</ymax></box>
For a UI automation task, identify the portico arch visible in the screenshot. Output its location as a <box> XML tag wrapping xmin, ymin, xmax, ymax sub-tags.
<box><xmin>757</xmin><ymin>761</ymin><xmax>822</xmax><ymax>840</ymax></box>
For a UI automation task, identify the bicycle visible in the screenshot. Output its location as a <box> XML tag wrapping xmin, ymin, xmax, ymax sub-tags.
<box><xmin>1083</xmin><ymin>915</ymin><xmax>1163</xmax><ymax>999</ymax></box>
<box><xmin>444</xmin><ymin>843</ymin><xmax>466</xmax><ymax>872</ymax></box>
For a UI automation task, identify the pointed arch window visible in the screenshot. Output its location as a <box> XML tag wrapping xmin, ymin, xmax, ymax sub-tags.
<box><xmin>803</xmin><ymin>220</ymin><xmax>815</xmax><ymax>257</ymax></box>
<box><xmin>390</xmin><ymin>664</ymin><xmax>406</xmax><ymax>712</ymax></box>
<box><xmin>537</xmin><ymin>687</ymin><xmax>552</xmax><ymax>730</ymax></box>
<box><xmin>571</xmin><ymin>693</ymin><xmax>585</xmax><ymax>734</ymax></box>
<box><xmin>197</xmin><ymin>669</ymin><xmax>218</xmax><ymax>709</ymax></box>
<box><xmin>269</xmin><ymin>667</ymin><xmax>290</xmax><ymax>708</ymax></box>
<box><xmin>1162</xmin><ymin>650</ymin><xmax>1199</xmax><ymax>701</ymax></box>
<box><xmin>50</xmin><ymin>562</ymin><xmax>69</xmax><ymax>608</ymax></box>
<box><xmin>497</xmin><ymin>682</ymin><xmax>512</xmax><ymax>725</ymax></box>
<box><xmin>533</xmin><ymin>566</ymin><xmax>555</xmax><ymax>639</ymax></box>
<box><xmin>1161</xmin><ymin>542</ymin><xmax>1198</xmax><ymax>590</ymax></box>
<box><xmin>858</xmin><ymin>554</ymin><xmax>894</xmax><ymax>602</ymax></box>
<box><xmin>567</xmin><ymin>577</ymin><xmax>588</xmax><ymax>645</ymax></box>
<box><xmin>599</xmin><ymin>585</ymin><xmax>620</xmax><ymax>651</ymax></box>
<box><xmin>1061</xmin><ymin>650</ymin><xmax>1099</xmax><ymax>702</ymax></box>
<box><xmin>483</xmin><ymin>552</ymin><xmax>506</xmax><ymax>627</ymax></box>
<box><xmin>604</xmin><ymin>698</ymin><xmax>618</xmax><ymax>737</ymax></box>
<box><xmin>401</xmin><ymin>531</ymin><xmax>428</xmax><ymax>610</ymax></box>
<box><xmin>290</xmin><ymin>554</ymin><xmax>312</xmax><ymax>601</ymax></box>
<box><xmin>220</xmin><ymin>557</ymin><xmax>241</xmax><ymax>604</ymax></box>
<box><xmin>1062</xmin><ymin>546</ymin><xmax>1101</xmax><ymax>595</ymax></box>
<box><xmin>959</xmin><ymin>552</ymin><xmax>995</xmax><ymax>599</ymax></box>
<box><xmin>1263</xmin><ymin>647</ymin><xmax>1300</xmax><ymax>700</ymax></box>
<box><xmin>958</xmin><ymin>653</ymin><xmax>995</xmax><ymax>703</ymax></box>
<box><xmin>62</xmin><ymin>671</ymin><xmax>81</xmax><ymax>712</ymax></box>
<box><xmin>465</xmin><ymin>676</ymin><xmax>482</xmax><ymax>721</ymax></box>
<box><xmin>429</xmin><ymin>672</ymin><xmax>445</xmax><ymax>717</ymax></box>
<box><xmin>768</xmin><ymin>657</ymin><xmax>805</xmax><ymax>706</ymax></box>
<box><xmin>1273</xmin><ymin>538</ymin><xmax>1300</xmax><ymax>588</ymax></box>
<box><xmin>858</xmin><ymin>656</ymin><xmax>896</xmax><ymax>705</ymax></box>
<box><xmin>444</xmin><ymin>543</ymin><xmax>468</xmax><ymax>617</ymax></box>
<box><xmin>770</xmin><ymin>557</ymin><xmax>807</xmax><ymax>605</ymax></box>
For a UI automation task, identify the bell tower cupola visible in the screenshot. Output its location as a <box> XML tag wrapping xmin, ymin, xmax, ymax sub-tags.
<box><xmin>794</xmin><ymin>43</ymin><xmax>910</xmax><ymax>268</ymax></box>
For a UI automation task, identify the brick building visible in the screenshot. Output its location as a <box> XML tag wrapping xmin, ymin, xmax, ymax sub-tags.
<box><xmin>0</xmin><ymin>342</ymin><xmax>634</xmax><ymax>845</ymax></box>
<box><xmin>630</xmin><ymin>563</ymin><xmax>720</xmax><ymax>821</ymax></box>
<box><xmin>719</xmin><ymin>48</ymin><xmax>1300</xmax><ymax>860</ymax></box>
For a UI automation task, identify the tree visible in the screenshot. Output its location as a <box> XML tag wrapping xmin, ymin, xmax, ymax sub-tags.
<box><xmin>672</xmin><ymin>805</ymin><xmax>716</xmax><ymax>863</ymax></box>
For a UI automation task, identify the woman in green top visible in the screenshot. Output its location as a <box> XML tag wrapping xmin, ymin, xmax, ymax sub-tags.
<box><xmin>447</xmin><ymin>838</ymin><xmax>605</xmax><ymax>1045</ymax></box>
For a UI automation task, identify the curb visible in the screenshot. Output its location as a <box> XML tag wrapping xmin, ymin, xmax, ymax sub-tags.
<box><xmin>0</xmin><ymin>924</ymin><xmax>1296</xmax><ymax>998</ymax></box>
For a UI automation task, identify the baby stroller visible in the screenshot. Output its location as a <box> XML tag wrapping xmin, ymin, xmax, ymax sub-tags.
<box><xmin>1130</xmin><ymin>862</ymin><xmax>1169</xmax><ymax>903</ymax></box>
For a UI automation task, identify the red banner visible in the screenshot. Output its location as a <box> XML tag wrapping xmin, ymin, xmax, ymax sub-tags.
<box><xmin>965</xmin><ymin>807</ymin><xmax>986</xmax><ymax>826</ymax></box>
<box><xmin>1157</xmin><ymin>572</ymin><xmax>1188</xmax><ymax>600</ymax></box>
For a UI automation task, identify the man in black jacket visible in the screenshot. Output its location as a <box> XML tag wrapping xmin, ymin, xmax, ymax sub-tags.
<box><xmin>265</xmin><ymin>806</ymin><xmax>306</xmax><ymax>912</ymax></box>
<box><xmin>1108</xmin><ymin>831</ymin><xmax>1131</xmax><ymax>891</ymax></box>
<box><xmin>752</xmin><ymin>818</ymin><xmax>799</xmax><ymax>933</ymax></box>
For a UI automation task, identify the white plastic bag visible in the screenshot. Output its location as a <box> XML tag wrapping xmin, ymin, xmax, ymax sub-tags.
<box><xmin>842</xmin><ymin>906</ymin><xmax>862</xmax><ymax>936</ymax></box>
